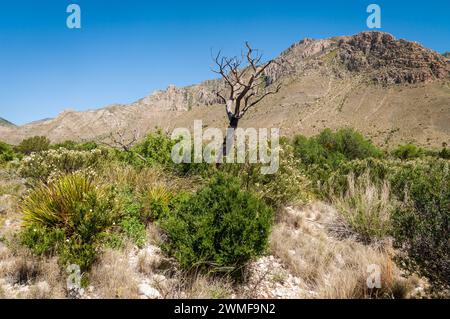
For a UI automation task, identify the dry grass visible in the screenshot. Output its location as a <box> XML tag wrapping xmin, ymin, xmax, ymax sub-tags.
<box><xmin>89</xmin><ymin>246</ymin><xmax>140</xmax><ymax>299</ymax></box>
<box><xmin>270</xmin><ymin>202</ymin><xmax>414</xmax><ymax>299</ymax></box>
<box><xmin>332</xmin><ymin>173</ymin><xmax>394</xmax><ymax>243</ymax></box>
<box><xmin>156</xmin><ymin>271</ymin><xmax>235</xmax><ymax>299</ymax></box>
<box><xmin>0</xmin><ymin>246</ymin><xmax>66</xmax><ymax>299</ymax></box>
<box><xmin>97</xmin><ymin>162</ymin><xmax>205</xmax><ymax>195</ymax></box>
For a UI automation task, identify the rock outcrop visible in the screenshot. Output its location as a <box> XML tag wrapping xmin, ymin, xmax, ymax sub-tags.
<box><xmin>338</xmin><ymin>32</ymin><xmax>450</xmax><ymax>84</ymax></box>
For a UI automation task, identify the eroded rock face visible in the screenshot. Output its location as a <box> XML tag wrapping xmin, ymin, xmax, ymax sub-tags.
<box><xmin>265</xmin><ymin>38</ymin><xmax>335</xmax><ymax>84</ymax></box>
<box><xmin>338</xmin><ymin>32</ymin><xmax>450</xmax><ymax>84</ymax></box>
<box><xmin>135</xmin><ymin>82</ymin><xmax>224</xmax><ymax>111</ymax></box>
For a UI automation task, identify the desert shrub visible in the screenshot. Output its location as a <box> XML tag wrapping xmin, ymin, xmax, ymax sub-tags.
<box><xmin>118</xmin><ymin>217</ymin><xmax>147</xmax><ymax>248</ymax></box>
<box><xmin>51</xmin><ymin>140</ymin><xmax>78</xmax><ymax>150</ymax></box>
<box><xmin>160</xmin><ymin>173</ymin><xmax>273</xmax><ymax>272</ymax></box>
<box><xmin>332</xmin><ymin>172</ymin><xmax>394</xmax><ymax>243</ymax></box>
<box><xmin>113</xmin><ymin>189</ymin><xmax>147</xmax><ymax>248</ymax></box>
<box><xmin>132</xmin><ymin>130</ymin><xmax>175</xmax><ymax>167</ymax></box>
<box><xmin>391</xmin><ymin>144</ymin><xmax>424</xmax><ymax>160</ymax></box>
<box><xmin>390</xmin><ymin>159</ymin><xmax>450</xmax><ymax>291</ymax></box>
<box><xmin>438</xmin><ymin>147</ymin><xmax>450</xmax><ymax>159</ymax></box>
<box><xmin>18</xmin><ymin>148</ymin><xmax>107</xmax><ymax>184</ymax></box>
<box><xmin>222</xmin><ymin>144</ymin><xmax>310</xmax><ymax>209</ymax></box>
<box><xmin>130</xmin><ymin>130</ymin><xmax>213</xmax><ymax>176</ymax></box>
<box><xmin>292</xmin><ymin>129</ymin><xmax>383</xmax><ymax>194</ymax></box>
<box><xmin>20</xmin><ymin>174</ymin><xmax>120</xmax><ymax>271</ymax></box>
<box><xmin>16</xmin><ymin>136</ymin><xmax>50</xmax><ymax>155</ymax></box>
<box><xmin>20</xmin><ymin>224</ymin><xmax>65</xmax><ymax>256</ymax></box>
<box><xmin>318</xmin><ymin>128</ymin><xmax>383</xmax><ymax>160</ymax></box>
<box><xmin>0</xmin><ymin>141</ymin><xmax>16</xmax><ymax>163</ymax></box>
<box><xmin>323</xmin><ymin>158</ymin><xmax>398</xmax><ymax>199</ymax></box>
<box><xmin>51</xmin><ymin>140</ymin><xmax>99</xmax><ymax>151</ymax></box>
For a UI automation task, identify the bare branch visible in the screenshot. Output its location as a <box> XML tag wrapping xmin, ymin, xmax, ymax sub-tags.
<box><xmin>238</xmin><ymin>83</ymin><xmax>281</xmax><ymax>118</ymax></box>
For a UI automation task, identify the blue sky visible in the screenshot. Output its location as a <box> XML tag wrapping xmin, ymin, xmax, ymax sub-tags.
<box><xmin>0</xmin><ymin>0</ymin><xmax>449</xmax><ymax>125</ymax></box>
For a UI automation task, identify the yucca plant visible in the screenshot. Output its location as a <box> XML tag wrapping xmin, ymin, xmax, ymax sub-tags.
<box><xmin>21</xmin><ymin>174</ymin><xmax>96</xmax><ymax>230</ymax></box>
<box><xmin>141</xmin><ymin>185</ymin><xmax>172</xmax><ymax>222</ymax></box>
<box><xmin>20</xmin><ymin>174</ymin><xmax>118</xmax><ymax>270</ymax></box>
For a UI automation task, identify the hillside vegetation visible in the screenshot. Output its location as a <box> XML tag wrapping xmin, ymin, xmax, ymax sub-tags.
<box><xmin>0</xmin><ymin>128</ymin><xmax>448</xmax><ymax>298</ymax></box>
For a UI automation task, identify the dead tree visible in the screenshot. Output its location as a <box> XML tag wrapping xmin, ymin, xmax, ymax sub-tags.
<box><xmin>98</xmin><ymin>127</ymin><xmax>148</xmax><ymax>163</ymax></box>
<box><xmin>212</xmin><ymin>42</ymin><xmax>281</xmax><ymax>163</ymax></box>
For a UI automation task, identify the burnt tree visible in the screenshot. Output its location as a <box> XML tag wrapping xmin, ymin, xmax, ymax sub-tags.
<box><xmin>212</xmin><ymin>42</ymin><xmax>281</xmax><ymax>163</ymax></box>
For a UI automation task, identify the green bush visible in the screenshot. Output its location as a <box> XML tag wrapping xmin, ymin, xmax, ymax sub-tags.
<box><xmin>128</xmin><ymin>130</ymin><xmax>213</xmax><ymax>176</ymax></box>
<box><xmin>323</xmin><ymin>158</ymin><xmax>397</xmax><ymax>199</ymax></box>
<box><xmin>0</xmin><ymin>141</ymin><xmax>16</xmax><ymax>163</ymax></box>
<box><xmin>160</xmin><ymin>174</ymin><xmax>273</xmax><ymax>272</ymax></box>
<box><xmin>16</xmin><ymin>136</ymin><xmax>50</xmax><ymax>155</ymax></box>
<box><xmin>438</xmin><ymin>147</ymin><xmax>450</xmax><ymax>159</ymax></box>
<box><xmin>20</xmin><ymin>174</ymin><xmax>119</xmax><ymax>271</ymax></box>
<box><xmin>221</xmin><ymin>144</ymin><xmax>310</xmax><ymax>209</ymax></box>
<box><xmin>51</xmin><ymin>140</ymin><xmax>99</xmax><ymax>151</ymax></box>
<box><xmin>316</xmin><ymin>128</ymin><xmax>383</xmax><ymax>160</ymax></box>
<box><xmin>391</xmin><ymin>144</ymin><xmax>424</xmax><ymax>160</ymax></box>
<box><xmin>390</xmin><ymin>159</ymin><xmax>450</xmax><ymax>291</ymax></box>
<box><xmin>292</xmin><ymin>128</ymin><xmax>383</xmax><ymax>194</ymax></box>
<box><xmin>132</xmin><ymin>130</ymin><xmax>175</xmax><ymax>167</ymax></box>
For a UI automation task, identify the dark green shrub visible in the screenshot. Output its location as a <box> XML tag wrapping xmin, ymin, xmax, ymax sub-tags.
<box><xmin>390</xmin><ymin>159</ymin><xmax>450</xmax><ymax>291</ymax></box>
<box><xmin>16</xmin><ymin>136</ymin><xmax>50</xmax><ymax>155</ymax></box>
<box><xmin>132</xmin><ymin>130</ymin><xmax>175</xmax><ymax>167</ymax></box>
<box><xmin>20</xmin><ymin>224</ymin><xmax>65</xmax><ymax>256</ymax></box>
<box><xmin>292</xmin><ymin>129</ymin><xmax>383</xmax><ymax>195</ymax></box>
<box><xmin>130</xmin><ymin>130</ymin><xmax>213</xmax><ymax>176</ymax></box>
<box><xmin>438</xmin><ymin>147</ymin><xmax>450</xmax><ymax>159</ymax></box>
<box><xmin>160</xmin><ymin>174</ymin><xmax>273</xmax><ymax>272</ymax></box>
<box><xmin>316</xmin><ymin>128</ymin><xmax>383</xmax><ymax>160</ymax></box>
<box><xmin>0</xmin><ymin>141</ymin><xmax>16</xmax><ymax>163</ymax></box>
<box><xmin>391</xmin><ymin>144</ymin><xmax>424</xmax><ymax>160</ymax></box>
<box><xmin>51</xmin><ymin>140</ymin><xmax>77</xmax><ymax>150</ymax></box>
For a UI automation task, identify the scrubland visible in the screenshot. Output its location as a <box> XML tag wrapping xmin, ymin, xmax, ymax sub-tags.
<box><xmin>0</xmin><ymin>129</ymin><xmax>448</xmax><ymax>299</ymax></box>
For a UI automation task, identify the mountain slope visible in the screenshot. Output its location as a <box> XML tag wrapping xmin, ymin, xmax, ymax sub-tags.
<box><xmin>0</xmin><ymin>117</ymin><xmax>15</xmax><ymax>128</ymax></box>
<box><xmin>1</xmin><ymin>32</ymin><xmax>449</xmax><ymax>148</ymax></box>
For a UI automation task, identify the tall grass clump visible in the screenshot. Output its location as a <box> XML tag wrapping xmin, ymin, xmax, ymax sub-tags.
<box><xmin>332</xmin><ymin>172</ymin><xmax>394</xmax><ymax>243</ymax></box>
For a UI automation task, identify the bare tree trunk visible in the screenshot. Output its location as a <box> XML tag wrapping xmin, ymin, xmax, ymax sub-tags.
<box><xmin>216</xmin><ymin>117</ymin><xmax>239</xmax><ymax>166</ymax></box>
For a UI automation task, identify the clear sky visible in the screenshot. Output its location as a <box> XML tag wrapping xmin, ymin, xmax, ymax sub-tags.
<box><xmin>0</xmin><ymin>0</ymin><xmax>449</xmax><ymax>125</ymax></box>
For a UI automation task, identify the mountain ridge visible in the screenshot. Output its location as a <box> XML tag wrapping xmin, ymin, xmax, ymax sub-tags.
<box><xmin>0</xmin><ymin>117</ymin><xmax>15</xmax><ymax>127</ymax></box>
<box><xmin>1</xmin><ymin>31</ymin><xmax>449</xmax><ymax>147</ymax></box>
